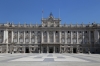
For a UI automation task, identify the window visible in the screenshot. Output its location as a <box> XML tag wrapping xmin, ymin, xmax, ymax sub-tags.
<box><xmin>67</xmin><ymin>39</ymin><xmax>71</xmax><ymax>43</ymax></box>
<box><xmin>31</xmin><ymin>39</ymin><xmax>34</xmax><ymax>43</ymax></box>
<box><xmin>32</xmin><ymin>48</ymin><xmax>34</xmax><ymax>50</ymax></box>
<box><xmin>62</xmin><ymin>31</ymin><xmax>64</xmax><ymax>33</ymax></box>
<box><xmin>68</xmin><ymin>31</ymin><xmax>70</xmax><ymax>33</ymax></box>
<box><xmin>0</xmin><ymin>39</ymin><xmax>2</xmax><ymax>43</ymax></box>
<box><xmin>20</xmin><ymin>48</ymin><xmax>22</xmax><ymax>51</ymax></box>
<box><xmin>26</xmin><ymin>39</ymin><xmax>29</xmax><ymax>42</ymax></box>
<box><xmin>85</xmin><ymin>31</ymin><xmax>87</xmax><ymax>33</ymax></box>
<box><xmin>91</xmin><ymin>31</ymin><xmax>93</xmax><ymax>33</ymax></box>
<box><xmin>56</xmin><ymin>31</ymin><xmax>58</xmax><ymax>33</ymax></box>
<box><xmin>20</xmin><ymin>39</ymin><xmax>23</xmax><ymax>43</ymax></box>
<box><xmin>62</xmin><ymin>39</ymin><xmax>65</xmax><ymax>43</ymax></box>
<box><xmin>73</xmin><ymin>39</ymin><xmax>76</xmax><ymax>43</ymax></box>
<box><xmin>79</xmin><ymin>31</ymin><xmax>81</xmax><ymax>33</ymax></box>
<box><xmin>14</xmin><ymin>39</ymin><xmax>17</xmax><ymax>43</ymax></box>
<box><xmin>9</xmin><ymin>31</ymin><xmax>11</xmax><ymax>33</ymax></box>
<box><xmin>1</xmin><ymin>30</ymin><xmax>3</xmax><ymax>32</ymax></box>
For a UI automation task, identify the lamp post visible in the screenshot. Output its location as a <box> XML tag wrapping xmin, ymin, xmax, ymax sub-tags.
<box><xmin>88</xmin><ymin>41</ymin><xmax>91</xmax><ymax>54</ymax></box>
<box><xmin>11</xmin><ymin>42</ymin><xmax>15</xmax><ymax>54</ymax></box>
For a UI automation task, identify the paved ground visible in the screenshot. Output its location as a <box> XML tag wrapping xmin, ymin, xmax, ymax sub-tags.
<box><xmin>0</xmin><ymin>53</ymin><xmax>100</xmax><ymax>66</ymax></box>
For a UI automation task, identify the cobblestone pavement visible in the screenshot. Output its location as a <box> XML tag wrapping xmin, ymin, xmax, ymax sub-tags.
<box><xmin>0</xmin><ymin>53</ymin><xmax>100</xmax><ymax>66</ymax></box>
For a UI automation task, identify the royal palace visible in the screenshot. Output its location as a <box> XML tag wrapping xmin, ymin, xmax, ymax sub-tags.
<box><xmin>0</xmin><ymin>13</ymin><xmax>100</xmax><ymax>54</ymax></box>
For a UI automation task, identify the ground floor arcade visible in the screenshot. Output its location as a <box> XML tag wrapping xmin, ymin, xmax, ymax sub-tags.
<box><xmin>0</xmin><ymin>44</ymin><xmax>100</xmax><ymax>54</ymax></box>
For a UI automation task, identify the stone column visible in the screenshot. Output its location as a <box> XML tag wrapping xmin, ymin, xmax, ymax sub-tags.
<box><xmin>11</xmin><ymin>30</ymin><xmax>13</xmax><ymax>43</ymax></box>
<box><xmin>59</xmin><ymin>31</ymin><xmax>61</xmax><ymax>43</ymax></box>
<box><xmin>5</xmin><ymin>29</ymin><xmax>8</xmax><ymax>53</ymax></box>
<box><xmin>3</xmin><ymin>30</ymin><xmax>5</xmax><ymax>43</ymax></box>
<box><xmin>82</xmin><ymin>31</ymin><xmax>84</xmax><ymax>44</ymax></box>
<box><xmin>30</xmin><ymin>31</ymin><xmax>31</xmax><ymax>44</ymax></box>
<box><xmin>18</xmin><ymin>31</ymin><xmax>19</xmax><ymax>44</ymax></box>
<box><xmin>89</xmin><ymin>31</ymin><xmax>91</xmax><ymax>44</ymax></box>
<box><xmin>65</xmin><ymin>31</ymin><xmax>67</xmax><ymax>44</ymax></box>
<box><xmin>94</xmin><ymin>30</ymin><xmax>99</xmax><ymax>44</ymax></box>
<box><xmin>53</xmin><ymin>31</ymin><xmax>55</xmax><ymax>43</ymax></box>
<box><xmin>35</xmin><ymin>31</ymin><xmax>37</xmax><ymax>44</ymax></box>
<box><xmin>71</xmin><ymin>31</ymin><xmax>72</xmax><ymax>44</ymax></box>
<box><xmin>98</xmin><ymin>30</ymin><xmax>100</xmax><ymax>44</ymax></box>
<box><xmin>41</xmin><ymin>31</ymin><xmax>43</xmax><ymax>43</ymax></box>
<box><xmin>24</xmin><ymin>31</ymin><xmax>25</xmax><ymax>44</ymax></box>
<box><xmin>77</xmin><ymin>31</ymin><xmax>78</xmax><ymax>44</ymax></box>
<box><xmin>6</xmin><ymin>29</ymin><xmax>8</xmax><ymax>43</ymax></box>
<box><xmin>47</xmin><ymin>31</ymin><xmax>49</xmax><ymax>43</ymax></box>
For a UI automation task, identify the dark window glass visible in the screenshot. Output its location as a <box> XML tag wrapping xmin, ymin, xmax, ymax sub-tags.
<box><xmin>85</xmin><ymin>31</ymin><xmax>87</xmax><ymax>33</ymax></box>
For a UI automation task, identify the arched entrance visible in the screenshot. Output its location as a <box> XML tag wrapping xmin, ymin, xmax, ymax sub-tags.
<box><xmin>25</xmin><ymin>47</ymin><xmax>29</xmax><ymax>53</ymax></box>
<box><xmin>49</xmin><ymin>47</ymin><xmax>53</xmax><ymax>53</ymax></box>
<box><xmin>73</xmin><ymin>48</ymin><xmax>77</xmax><ymax>53</ymax></box>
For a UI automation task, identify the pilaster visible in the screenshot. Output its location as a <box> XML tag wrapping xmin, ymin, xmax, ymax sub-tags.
<box><xmin>59</xmin><ymin>31</ymin><xmax>61</xmax><ymax>43</ymax></box>
<box><xmin>77</xmin><ymin>31</ymin><xmax>78</xmax><ymax>44</ymax></box>
<box><xmin>82</xmin><ymin>31</ymin><xmax>84</xmax><ymax>44</ymax></box>
<box><xmin>3</xmin><ymin>30</ymin><xmax>5</xmax><ymax>43</ymax></box>
<box><xmin>89</xmin><ymin>31</ymin><xmax>91</xmax><ymax>44</ymax></box>
<box><xmin>11</xmin><ymin>30</ymin><xmax>13</xmax><ymax>43</ymax></box>
<box><xmin>18</xmin><ymin>31</ymin><xmax>19</xmax><ymax>44</ymax></box>
<box><xmin>53</xmin><ymin>31</ymin><xmax>55</xmax><ymax>43</ymax></box>
<box><xmin>65</xmin><ymin>31</ymin><xmax>67</xmax><ymax>44</ymax></box>
<box><xmin>30</xmin><ymin>31</ymin><xmax>31</xmax><ymax>44</ymax></box>
<box><xmin>47</xmin><ymin>31</ymin><xmax>49</xmax><ymax>43</ymax></box>
<box><xmin>24</xmin><ymin>31</ymin><xmax>25</xmax><ymax>44</ymax></box>
<box><xmin>41</xmin><ymin>31</ymin><xmax>43</xmax><ymax>43</ymax></box>
<box><xmin>71</xmin><ymin>31</ymin><xmax>72</xmax><ymax>44</ymax></box>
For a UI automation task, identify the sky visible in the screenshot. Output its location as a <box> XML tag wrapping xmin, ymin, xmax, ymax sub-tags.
<box><xmin>0</xmin><ymin>0</ymin><xmax>100</xmax><ymax>24</ymax></box>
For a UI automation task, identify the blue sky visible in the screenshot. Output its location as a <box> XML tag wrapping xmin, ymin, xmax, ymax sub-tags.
<box><xmin>0</xmin><ymin>0</ymin><xmax>100</xmax><ymax>24</ymax></box>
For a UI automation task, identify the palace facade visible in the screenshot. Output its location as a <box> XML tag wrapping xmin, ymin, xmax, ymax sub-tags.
<box><xmin>0</xmin><ymin>13</ymin><xmax>100</xmax><ymax>53</ymax></box>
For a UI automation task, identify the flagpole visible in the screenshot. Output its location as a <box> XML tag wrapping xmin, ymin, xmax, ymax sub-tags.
<box><xmin>42</xmin><ymin>9</ymin><xmax>43</xmax><ymax>19</ymax></box>
<box><xmin>59</xmin><ymin>8</ymin><xmax>60</xmax><ymax>18</ymax></box>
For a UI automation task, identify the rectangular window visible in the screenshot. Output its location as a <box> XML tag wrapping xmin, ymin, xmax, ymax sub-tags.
<box><xmin>31</xmin><ymin>39</ymin><xmax>34</xmax><ymax>43</ymax></box>
<box><xmin>14</xmin><ymin>39</ymin><xmax>17</xmax><ymax>42</ymax></box>
<box><xmin>26</xmin><ymin>39</ymin><xmax>29</xmax><ymax>42</ymax></box>
<box><xmin>20</xmin><ymin>39</ymin><xmax>23</xmax><ymax>42</ymax></box>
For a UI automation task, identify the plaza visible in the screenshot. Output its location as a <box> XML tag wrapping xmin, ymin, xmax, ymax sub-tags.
<box><xmin>0</xmin><ymin>53</ymin><xmax>100</xmax><ymax>66</ymax></box>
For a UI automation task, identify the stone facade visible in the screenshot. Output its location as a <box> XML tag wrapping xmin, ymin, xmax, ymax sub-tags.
<box><xmin>0</xmin><ymin>13</ymin><xmax>100</xmax><ymax>53</ymax></box>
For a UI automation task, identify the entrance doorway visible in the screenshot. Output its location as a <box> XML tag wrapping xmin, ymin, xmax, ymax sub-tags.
<box><xmin>25</xmin><ymin>47</ymin><xmax>29</xmax><ymax>53</ymax></box>
<box><xmin>49</xmin><ymin>47</ymin><xmax>53</xmax><ymax>53</ymax></box>
<box><xmin>73</xmin><ymin>48</ymin><xmax>77</xmax><ymax>53</ymax></box>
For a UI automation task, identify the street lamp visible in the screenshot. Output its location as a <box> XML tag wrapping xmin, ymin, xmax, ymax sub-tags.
<box><xmin>11</xmin><ymin>42</ymin><xmax>15</xmax><ymax>54</ymax></box>
<box><xmin>88</xmin><ymin>42</ymin><xmax>90</xmax><ymax>54</ymax></box>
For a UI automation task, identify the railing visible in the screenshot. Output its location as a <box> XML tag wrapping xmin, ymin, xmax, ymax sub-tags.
<box><xmin>0</xmin><ymin>23</ymin><xmax>100</xmax><ymax>28</ymax></box>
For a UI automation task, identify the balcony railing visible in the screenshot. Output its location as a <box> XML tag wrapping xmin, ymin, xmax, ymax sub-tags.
<box><xmin>1</xmin><ymin>23</ymin><xmax>100</xmax><ymax>28</ymax></box>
